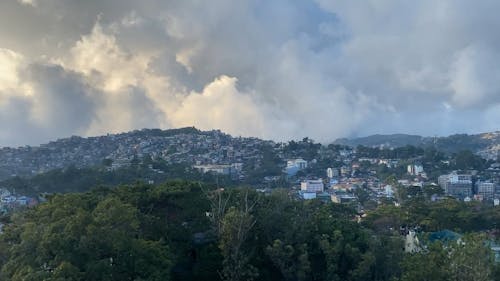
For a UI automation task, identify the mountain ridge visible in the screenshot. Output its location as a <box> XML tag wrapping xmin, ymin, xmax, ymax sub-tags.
<box><xmin>334</xmin><ymin>131</ymin><xmax>500</xmax><ymax>158</ymax></box>
<box><xmin>0</xmin><ymin>127</ymin><xmax>499</xmax><ymax>181</ymax></box>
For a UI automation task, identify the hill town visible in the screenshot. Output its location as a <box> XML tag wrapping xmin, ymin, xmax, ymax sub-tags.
<box><xmin>0</xmin><ymin>127</ymin><xmax>499</xmax><ymax>215</ymax></box>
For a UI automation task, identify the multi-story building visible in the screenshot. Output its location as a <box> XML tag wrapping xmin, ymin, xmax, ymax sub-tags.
<box><xmin>476</xmin><ymin>181</ymin><xmax>496</xmax><ymax>200</ymax></box>
<box><xmin>438</xmin><ymin>173</ymin><xmax>473</xmax><ymax>200</ymax></box>
<box><xmin>301</xmin><ymin>179</ymin><xmax>324</xmax><ymax>193</ymax></box>
<box><xmin>331</xmin><ymin>192</ymin><xmax>357</xmax><ymax>204</ymax></box>
<box><xmin>407</xmin><ymin>164</ymin><xmax>424</xmax><ymax>176</ymax></box>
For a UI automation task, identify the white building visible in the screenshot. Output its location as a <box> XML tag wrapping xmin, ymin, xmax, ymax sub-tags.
<box><xmin>407</xmin><ymin>164</ymin><xmax>424</xmax><ymax>176</ymax></box>
<box><xmin>285</xmin><ymin>158</ymin><xmax>308</xmax><ymax>176</ymax></box>
<box><xmin>193</xmin><ymin>164</ymin><xmax>232</xmax><ymax>175</ymax></box>
<box><xmin>326</xmin><ymin>168</ymin><xmax>333</xmax><ymax>179</ymax></box>
<box><xmin>405</xmin><ymin>230</ymin><xmax>421</xmax><ymax>253</ymax></box>
<box><xmin>379</xmin><ymin>159</ymin><xmax>399</xmax><ymax>168</ymax></box>
<box><xmin>287</xmin><ymin>158</ymin><xmax>308</xmax><ymax>169</ymax></box>
<box><xmin>301</xmin><ymin>179</ymin><xmax>324</xmax><ymax>193</ymax></box>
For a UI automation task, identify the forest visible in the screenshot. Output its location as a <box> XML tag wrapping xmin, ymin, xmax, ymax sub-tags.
<box><xmin>1</xmin><ymin>181</ymin><xmax>499</xmax><ymax>281</ymax></box>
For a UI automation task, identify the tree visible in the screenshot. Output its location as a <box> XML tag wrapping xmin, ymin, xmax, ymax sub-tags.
<box><xmin>448</xmin><ymin>235</ymin><xmax>493</xmax><ymax>281</ymax></box>
<box><xmin>0</xmin><ymin>193</ymin><xmax>172</xmax><ymax>281</ymax></box>
<box><xmin>400</xmin><ymin>234</ymin><xmax>495</xmax><ymax>281</ymax></box>
<box><xmin>400</xmin><ymin>242</ymin><xmax>450</xmax><ymax>281</ymax></box>
<box><xmin>219</xmin><ymin>206</ymin><xmax>258</xmax><ymax>281</ymax></box>
<box><xmin>453</xmin><ymin>150</ymin><xmax>486</xmax><ymax>170</ymax></box>
<box><xmin>266</xmin><ymin>240</ymin><xmax>311</xmax><ymax>281</ymax></box>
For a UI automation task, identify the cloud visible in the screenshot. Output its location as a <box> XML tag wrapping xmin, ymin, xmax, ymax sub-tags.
<box><xmin>17</xmin><ymin>0</ymin><xmax>36</xmax><ymax>7</ymax></box>
<box><xmin>0</xmin><ymin>0</ymin><xmax>500</xmax><ymax>146</ymax></box>
<box><xmin>170</xmin><ymin>76</ymin><xmax>269</xmax><ymax>138</ymax></box>
<box><xmin>0</xmin><ymin>49</ymin><xmax>97</xmax><ymax>146</ymax></box>
<box><xmin>449</xmin><ymin>44</ymin><xmax>500</xmax><ymax>108</ymax></box>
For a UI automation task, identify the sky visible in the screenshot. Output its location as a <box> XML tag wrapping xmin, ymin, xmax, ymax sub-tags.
<box><xmin>0</xmin><ymin>0</ymin><xmax>499</xmax><ymax>147</ymax></box>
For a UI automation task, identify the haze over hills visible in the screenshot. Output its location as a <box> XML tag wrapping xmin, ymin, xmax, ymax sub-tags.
<box><xmin>334</xmin><ymin>131</ymin><xmax>500</xmax><ymax>157</ymax></box>
<box><xmin>334</xmin><ymin>134</ymin><xmax>426</xmax><ymax>148</ymax></box>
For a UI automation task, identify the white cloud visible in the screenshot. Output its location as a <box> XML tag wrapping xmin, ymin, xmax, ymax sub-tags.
<box><xmin>0</xmin><ymin>48</ymin><xmax>31</xmax><ymax>96</ymax></box>
<box><xmin>0</xmin><ymin>0</ymin><xmax>500</xmax><ymax>146</ymax></box>
<box><xmin>170</xmin><ymin>76</ymin><xmax>269</xmax><ymax>138</ymax></box>
<box><xmin>17</xmin><ymin>0</ymin><xmax>36</xmax><ymax>7</ymax></box>
<box><xmin>449</xmin><ymin>44</ymin><xmax>500</xmax><ymax>108</ymax></box>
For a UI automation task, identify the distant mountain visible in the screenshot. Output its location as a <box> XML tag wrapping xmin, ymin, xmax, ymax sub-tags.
<box><xmin>334</xmin><ymin>134</ymin><xmax>425</xmax><ymax>148</ymax></box>
<box><xmin>334</xmin><ymin>131</ymin><xmax>500</xmax><ymax>158</ymax></box>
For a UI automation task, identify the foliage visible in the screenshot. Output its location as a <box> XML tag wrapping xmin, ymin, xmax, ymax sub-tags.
<box><xmin>1</xmin><ymin>181</ymin><xmax>499</xmax><ymax>281</ymax></box>
<box><xmin>0</xmin><ymin>192</ymin><xmax>172</xmax><ymax>280</ymax></box>
<box><xmin>0</xmin><ymin>161</ymin><xmax>233</xmax><ymax>196</ymax></box>
<box><xmin>356</xmin><ymin>145</ymin><xmax>424</xmax><ymax>159</ymax></box>
<box><xmin>400</xmin><ymin>234</ymin><xmax>495</xmax><ymax>281</ymax></box>
<box><xmin>365</xmin><ymin>197</ymin><xmax>500</xmax><ymax>233</ymax></box>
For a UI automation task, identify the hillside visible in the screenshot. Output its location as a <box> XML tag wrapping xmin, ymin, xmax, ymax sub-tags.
<box><xmin>1</xmin><ymin>128</ymin><xmax>499</xmax><ymax>182</ymax></box>
<box><xmin>334</xmin><ymin>131</ymin><xmax>500</xmax><ymax>158</ymax></box>
<box><xmin>0</xmin><ymin>127</ymin><xmax>273</xmax><ymax>181</ymax></box>
<box><xmin>334</xmin><ymin>134</ymin><xmax>425</xmax><ymax>148</ymax></box>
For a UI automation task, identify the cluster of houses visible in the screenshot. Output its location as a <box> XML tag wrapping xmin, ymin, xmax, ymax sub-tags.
<box><xmin>283</xmin><ymin>153</ymin><xmax>499</xmax><ymax>208</ymax></box>
<box><xmin>0</xmin><ymin>188</ymin><xmax>37</xmax><ymax>214</ymax></box>
<box><xmin>0</xmin><ymin>129</ymin><xmax>272</xmax><ymax>181</ymax></box>
<box><xmin>1</xmin><ymin>128</ymin><xmax>499</xmax><ymax>208</ymax></box>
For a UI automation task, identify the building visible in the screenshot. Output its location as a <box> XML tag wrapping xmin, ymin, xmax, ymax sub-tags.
<box><xmin>405</xmin><ymin>230</ymin><xmax>421</xmax><ymax>253</ymax></box>
<box><xmin>230</xmin><ymin>162</ymin><xmax>243</xmax><ymax>172</ymax></box>
<box><xmin>476</xmin><ymin>181</ymin><xmax>496</xmax><ymax>200</ymax></box>
<box><xmin>300</xmin><ymin>179</ymin><xmax>324</xmax><ymax>193</ymax></box>
<box><xmin>301</xmin><ymin>192</ymin><xmax>317</xmax><ymax>200</ymax></box>
<box><xmin>285</xmin><ymin>158</ymin><xmax>308</xmax><ymax>176</ymax></box>
<box><xmin>326</xmin><ymin>168</ymin><xmax>334</xmax><ymax>179</ymax></box>
<box><xmin>358</xmin><ymin>158</ymin><xmax>378</xmax><ymax>164</ymax></box>
<box><xmin>384</xmin><ymin>185</ymin><xmax>394</xmax><ymax>198</ymax></box>
<box><xmin>438</xmin><ymin>173</ymin><xmax>473</xmax><ymax>200</ymax></box>
<box><xmin>331</xmin><ymin>192</ymin><xmax>357</xmax><ymax>204</ymax></box>
<box><xmin>379</xmin><ymin>159</ymin><xmax>399</xmax><ymax>168</ymax></box>
<box><xmin>407</xmin><ymin>164</ymin><xmax>424</xmax><ymax>176</ymax></box>
<box><xmin>193</xmin><ymin>164</ymin><xmax>232</xmax><ymax>175</ymax></box>
<box><xmin>340</xmin><ymin>166</ymin><xmax>351</xmax><ymax>177</ymax></box>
